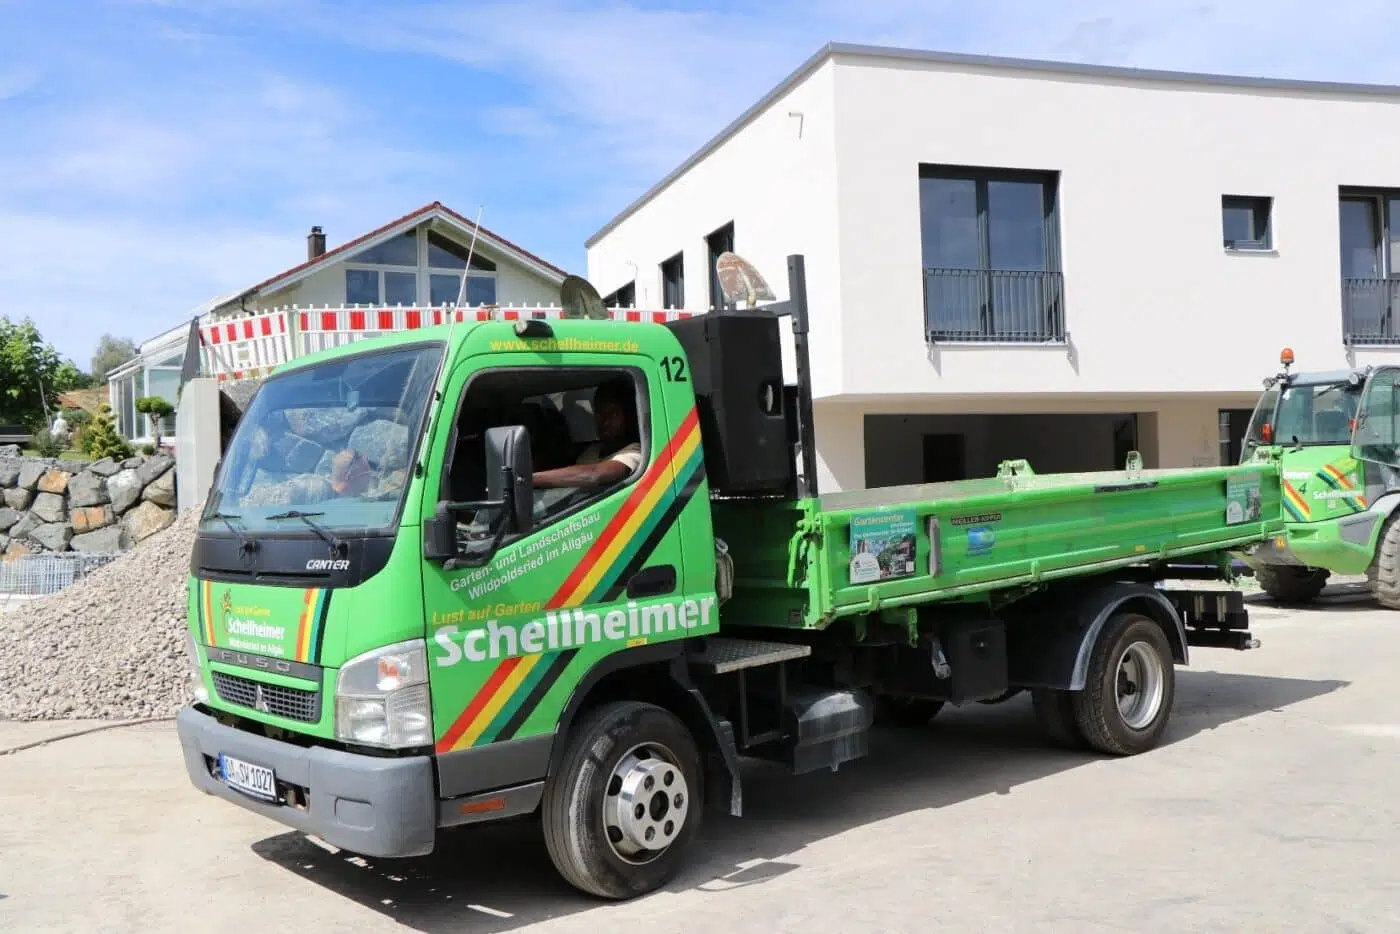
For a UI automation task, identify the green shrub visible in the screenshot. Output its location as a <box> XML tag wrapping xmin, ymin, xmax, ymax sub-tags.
<box><xmin>31</xmin><ymin>428</ymin><xmax>64</xmax><ymax>458</ymax></box>
<box><xmin>85</xmin><ymin>404</ymin><xmax>133</xmax><ymax>461</ymax></box>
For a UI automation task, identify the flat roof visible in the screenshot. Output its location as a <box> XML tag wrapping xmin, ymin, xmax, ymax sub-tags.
<box><xmin>585</xmin><ymin>41</ymin><xmax>1400</xmax><ymax>248</ymax></box>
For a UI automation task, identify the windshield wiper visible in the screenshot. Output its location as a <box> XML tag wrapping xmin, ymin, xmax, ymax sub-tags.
<box><xmin>265</xmin><ymin>509</ymin><xmax>345</xmax><ymax>556</ymax></box>
<box><xmin>208</xmin><ymin>511</ymin><xmax>257</xmax><ymax>555</ymax></box>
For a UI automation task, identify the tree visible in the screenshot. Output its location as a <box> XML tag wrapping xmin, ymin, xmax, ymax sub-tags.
<box><xmin>55</xmin><ymin>362</ymin><xmax>96</xmax><ymax>391</ymax></box>
<box><xmin>0</xmin><ymin>317</ymin><xmax>70</xmax><ymax>433</ymax></box>
<box><xmin>90</xmin><ymin>334</ymin><xmax>138</xmax><ymax>384</ymax></box>
<box><xmin>136</xmin><ymin>395</ymin><xmax>176</xmax><ymax>449</ymax></box>
<box><xmin>84</xmin><ymin>404</ymin><xmax>133</xmax><ymax>461</ymax></box>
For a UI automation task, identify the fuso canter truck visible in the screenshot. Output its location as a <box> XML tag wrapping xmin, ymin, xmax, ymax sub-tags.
<box><xmin>177</xmin><ymin>253</ymin><xmax>1286</xmax><ymax>901</ymax></box>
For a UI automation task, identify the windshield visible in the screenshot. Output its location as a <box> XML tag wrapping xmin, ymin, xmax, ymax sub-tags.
<box><xmin>1245</xmin><ymin>380</ymin><xmax>1359</xmax><ymax>454</ymax></box>
<box><xmin>203</xmin><ymin>343</ymin><xmax>443</xmax><ymax>533</ymax></box>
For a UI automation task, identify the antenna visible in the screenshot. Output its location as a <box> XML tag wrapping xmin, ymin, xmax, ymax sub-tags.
<box><xmin>559</xmin><ymin>275</ymin><xmax>608</xmax><ymax>320</ymax></box>
<box><xmin>416</xmin><ymin>205</ymin><xmax>482</xmax><ymax>476</ymax></box>
<box><xmin>715</xmin><ymin>251</ymin><xmax>776</xmax><ymax>310</ymax></box>
<box><xmin>455</xmin><ymin>205</ymin><xmax>485</xmax><ymax>312</ymax></box>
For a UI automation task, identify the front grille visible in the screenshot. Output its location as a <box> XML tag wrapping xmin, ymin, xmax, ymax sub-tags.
<box><xmin>212</xmin><ymin>671</ymin><xmax>321</xmax><ymax>723</ymax></box>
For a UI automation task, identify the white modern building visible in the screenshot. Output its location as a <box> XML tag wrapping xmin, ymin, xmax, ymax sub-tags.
<box><xmin>585</xmin><ymin>42</ymin><xmax>1400</xmax><ymax>494</ymax></box>
<box><xmin>108</xmin><ymin>201</ymin><xmax>568</xmax><ymax>445</ymax></box>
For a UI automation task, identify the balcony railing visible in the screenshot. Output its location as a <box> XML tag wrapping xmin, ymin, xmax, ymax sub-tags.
<box><xmin>924</xmin><ymin>267</ymin><xmax>1065</xmax><ymax>343</ymax></box>
<box><xmin>1342</xmin><ymin>277</ymin><xmax>1400</xmax><ymax>345</ymax></box>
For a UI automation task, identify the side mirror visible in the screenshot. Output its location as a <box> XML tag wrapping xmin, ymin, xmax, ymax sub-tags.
<box><xmin>484</xmin><ymin>425</ymin><xmax>535</xmax><ymax>537</ymax></box>
<box><xmin>423</xmin><ymin>500</ymin><xmax>457</xmax><ymax>563</ymax></box>
<box><xmin>422</xmin><ymin>425</ymin><xmax>535</xmax><ymax>568</ymax></box>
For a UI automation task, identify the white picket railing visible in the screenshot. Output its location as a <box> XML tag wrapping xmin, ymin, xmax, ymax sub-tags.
<box><xmin>197</xmin><ymin>304</ymin><xmax>702</xmax><ymax>382</ymax></box>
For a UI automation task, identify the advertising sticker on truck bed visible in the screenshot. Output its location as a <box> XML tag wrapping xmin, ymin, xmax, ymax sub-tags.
<box><xmin>847</xmin><ymin>509</ymin><xmax>918</xmax><ymax>584</ymax></box>
<box><xmin>1226</xmin><ymin>473</ymin><xmax>1264</xmax><ymax>525</ymax></box>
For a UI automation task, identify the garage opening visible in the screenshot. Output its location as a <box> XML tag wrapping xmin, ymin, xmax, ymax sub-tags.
<box><xmin>864</xmin><ymin>413</ymin><xmax>1140</xmax><ymax>488</ymax></box>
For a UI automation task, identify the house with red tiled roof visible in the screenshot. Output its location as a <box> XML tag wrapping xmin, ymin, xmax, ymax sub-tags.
<box><xmin>106</xmin><ymin>202</ymin><xmax>570</xmax><ymax>444</ymax></box>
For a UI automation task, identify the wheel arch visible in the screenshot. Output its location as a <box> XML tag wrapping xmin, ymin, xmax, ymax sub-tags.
<box><xmin>1069</xmin><ymin>589</ymin><xmax>1187</xmax><ymax>691</ymax></box>
<box><xmin>546</xmin><ymin>641</ymin><xmax>743</xmax><ymax>817</ymax></box>
<box><xmin>1005</xmin><ymin>580</ymin><xmax>1188</xmax><ymax>692</ymax></box>
<box><xmin>1365</xmin><ymin>491</ymin><xmax>1400</xmax><ymax>564</ymax></box>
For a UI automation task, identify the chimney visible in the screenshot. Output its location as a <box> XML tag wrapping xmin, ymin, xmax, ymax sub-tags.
<box><xmin>307</xmin><ymin>225</ymin><xmax>326</xmax><ymax>260</ymax></box>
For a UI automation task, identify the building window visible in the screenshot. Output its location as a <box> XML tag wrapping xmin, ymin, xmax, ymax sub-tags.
<box><xmin>427</xmin><ymin>230</ymin><xmax>497</xmax><ymax>307</ymax></box>
<box><xmin>706</xmin><ymin>222</ymin><xmax>734</xmax><ymax>309</ymax></box>
<box><xmin>603</xmin><ymin>282</ymin><xmax>636</xmax><ymax>308</ymax></box>
<box><xmin>1218</xmin><ymin>408</ymin><xmax>1255</xmax><ymax>465</ymax></box>
<box><xmin>1339</xmin><ymin>187</ymin><xmax>1400</xmax><ymax>344</ymax></box>
<box><xmin>661</xmin><ymin>253</ymin><xmax>684</xmax><ymax>309</ymax></box>
<box><xmin>918</xmin><ymin>164</ymin><xmax>1064</xmax><ymax>343</ymax></box>
<box><xmin>1222</xmin><ymin>195</ymin><xmax>1273</xmax><ymax>251</ymax></box>
<box><xmin>344</xmin><ymin>226</ymin><xmax>499</xmax><ymax>308</ymax></box>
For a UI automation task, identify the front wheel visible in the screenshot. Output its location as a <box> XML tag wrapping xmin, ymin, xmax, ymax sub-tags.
<box><xmin>541</xmin><ymin>701</ymin><xmax>703</xmax><ymax>900</ymax></box>
<box><xmin>1256</xmin><ymin>564</ymin><xmax>1330</xmax><ymax>604</ymax></box>
<box><xmin>1071</xmin><ymin>612</ymin><xmax>1176</xmax><ymax>756</ymax></box>
<box><xmin>1371</xmin><ymin>516</ymin><xmax>1400</xmax><ymax>609</ymax></box>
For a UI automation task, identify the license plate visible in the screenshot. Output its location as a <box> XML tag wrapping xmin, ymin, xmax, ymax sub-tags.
<box><xmin>218</xmin><ymin>753</ymin><xmax>278</xmax><ymax>803</ymax></box>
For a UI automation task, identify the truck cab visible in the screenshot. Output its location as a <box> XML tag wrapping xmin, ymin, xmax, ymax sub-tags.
<box><xmin>1240</xmin><ymin>348</ymin><xmax>1400</xmax><ymax>606</ymax></box>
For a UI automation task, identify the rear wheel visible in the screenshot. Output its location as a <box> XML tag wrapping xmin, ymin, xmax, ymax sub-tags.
<box><xmin>541</xmin><ymin>701</ymin><xmax>702</xmax><ymax>900</ymax></box>
<box><xmin>1256</xmin><ymin>564</ymin><xmax>1330</xmax><ymax>604</ymax></box>
<box><xmin>1070</xmin><ymin>612</ymin><xmax>1176</xmax><ymax>756</ymax></box>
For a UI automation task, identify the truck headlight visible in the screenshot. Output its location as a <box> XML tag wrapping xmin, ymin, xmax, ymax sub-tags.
<box><xmin>185</xmin><ymin>630</ymin><xmax>209</xmax><ymax>704</ymax></box>
<box><xmin>334</xmin><ymin>640</ymin><xmax>433</xmax><ymax>748</ymax></box>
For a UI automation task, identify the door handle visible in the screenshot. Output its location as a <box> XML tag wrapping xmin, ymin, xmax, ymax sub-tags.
<box><xmin>626</xmin><ymin>565</ymin><xmax>677</xmax><ymax>599</ymax></box>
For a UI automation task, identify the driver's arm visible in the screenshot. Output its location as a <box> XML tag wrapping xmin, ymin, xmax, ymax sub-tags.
<box><xmin>532</xmin><ymin>458</ymin><xmax>631</xmax><ymax>490</ymax></box>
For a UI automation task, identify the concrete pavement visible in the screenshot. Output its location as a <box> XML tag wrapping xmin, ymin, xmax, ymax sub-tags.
<box><xmin>2</xmin><ymin>583</ymin><xmax>1398</xmax><ymax>933</ymax></box>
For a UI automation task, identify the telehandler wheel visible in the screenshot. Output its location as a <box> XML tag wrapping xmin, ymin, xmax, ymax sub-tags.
<box><xmin>1071</xmin><ymin>612</ymin><xmax>1175</xmax><ymax>756</ymax></box>
<box><xmin>1256</xmin><ymin>564</ymin><xmax>1330</xmax><ymax>605</ymax></box>
<box><xmin>872</xmin><ymin>695</ymin><xmax>944</xmax><ymax>727</ymax></box>
<box><xmin>1370</xmin><ymin>516</ymin><xmax>1400</xmax><ymax>609</ymax></box>
<box><xmin>541</xmin><ymin>700</ymin><xmax>703</xmax><ymax>900</ymax></box>
<box><xmin>1030</xmin><ymin>689</ymin><xmax>1085</xmax><ymax>749</ymax></box>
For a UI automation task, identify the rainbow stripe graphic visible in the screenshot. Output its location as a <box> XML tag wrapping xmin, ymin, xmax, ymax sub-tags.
<box><xmin>1282</xmin><ymin>480</ymin><xmax>1310</xmax><ymax>522</ymax></box>
<box><xmin>295</xmin><ymin>588</ymin><xmax>330</xmax><ymax>663</ymax></box>
<box><xmin>200</xmin><ymin>579</ymin><xmax>216</xmax><ymax>644</ymax></box>
<box><xmin>1315</xmin><ymin>463</ymin><xmax>1366</xmax><ymax>513</ymax></box>
<box><xmin>435</xmin><ymin>408</ymin><xmax>708</xmax><ymax>754</ymax></box>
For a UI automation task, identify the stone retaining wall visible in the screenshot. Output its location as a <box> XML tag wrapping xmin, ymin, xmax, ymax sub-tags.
<box><xmin>0</xmin><ymin>446</ymin><xmax>178</xmax><ymax>556</ymax></box>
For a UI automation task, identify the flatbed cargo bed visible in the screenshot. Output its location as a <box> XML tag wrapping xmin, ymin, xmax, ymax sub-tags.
<box><xmin>714</xmin><ymin>460</ymin><xmax>1283</xmax><ymax>629</ymax></box>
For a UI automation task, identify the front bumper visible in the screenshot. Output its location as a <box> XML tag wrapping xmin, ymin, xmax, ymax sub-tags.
<box><xmin>177</xmin><ymin>705</ymin><xmax>436</xmax><ymax>858</ymax></box>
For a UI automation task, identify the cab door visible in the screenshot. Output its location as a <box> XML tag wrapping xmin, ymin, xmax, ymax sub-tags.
<box><xmin>419</xmin><ymin>351</ymin><xmax>715</xmax><ymax>800</ymax></box>
<box><xmin>1350</xmin><ymin>365</ymin><xmax>1400</xmax><ymax>501</ymax></box>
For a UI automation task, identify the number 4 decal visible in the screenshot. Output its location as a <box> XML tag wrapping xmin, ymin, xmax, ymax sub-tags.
<box><xmin>660</xmin><ymin>355</ymin><xmax>688</xmax><ymax>382</ymax></box>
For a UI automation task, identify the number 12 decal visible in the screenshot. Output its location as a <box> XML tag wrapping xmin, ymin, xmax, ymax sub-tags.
<box><xmin>660</xmin><ymin>355</ymin><xmax>688</xmax><ymax>382</ymax></box>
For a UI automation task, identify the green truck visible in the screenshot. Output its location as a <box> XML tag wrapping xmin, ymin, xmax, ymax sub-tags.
<box><xmin>1237</xmin><ymin>348</ymin><xmax>1400</xmax><ymax>607</ymax></box>
<box><xmin>177</xmin><ymin>254</ymin><xmax>1286</xmax><ymax>901</ymax></box>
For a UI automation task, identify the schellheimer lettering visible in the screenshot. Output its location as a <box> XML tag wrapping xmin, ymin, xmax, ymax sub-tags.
<box><xmin>430</xmin><ymin>595</ymin><xmax>718</xmax><ymax>667</ymax></box>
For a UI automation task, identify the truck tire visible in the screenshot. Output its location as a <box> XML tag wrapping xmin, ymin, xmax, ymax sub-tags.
<box><xmin>873</xmin><ymin>695</ymin><xmax>944</xmax><ymax>727</ymax></box>
<box><xmin>541</xmin><ymin>700</ymin><xmax>703</xmax><ymax>900</ymax></box>
<box><xmin>1256</xmin><ymin>564</ymin><xmax>1329</xmax><ymax>604</ymax></box>
<box><xmin>1371</xmin><ymin>517</ymin><xmax>1400</xmax><ymax>609</ymax></box>
<box><xmin>1070</xmin><ymin>612</ymin><xmax>1175</xmax><ymax>756</ymax></box>
<box><xmin>1031</xmin><ymin>689</ymin><xmax>1084</xmax><ymax>749</ymax></box>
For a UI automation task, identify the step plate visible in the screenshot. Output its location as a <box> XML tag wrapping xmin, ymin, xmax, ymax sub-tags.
<box><xmin>691</xmin><ymin>637</ymin><xmax>812</xmax><ymax>674</ymax></box>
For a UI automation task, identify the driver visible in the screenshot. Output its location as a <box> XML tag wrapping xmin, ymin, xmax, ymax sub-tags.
<box><xmin>532</xmin><ymin>379</ymin><xmax>642</xmax><ymax>490</ymax></box>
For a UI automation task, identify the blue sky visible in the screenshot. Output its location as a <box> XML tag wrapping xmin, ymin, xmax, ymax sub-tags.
<box><xmin>2</xmin><ymin>0</ymin><xmax>1398</xmax><ymax>369</ymax></box>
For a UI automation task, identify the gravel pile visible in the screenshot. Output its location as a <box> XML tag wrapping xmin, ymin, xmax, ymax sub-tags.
<box><xmin>0</xmin><ymin>506</ymin><xmax>199</xmax><ymax>721</ymax></box>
